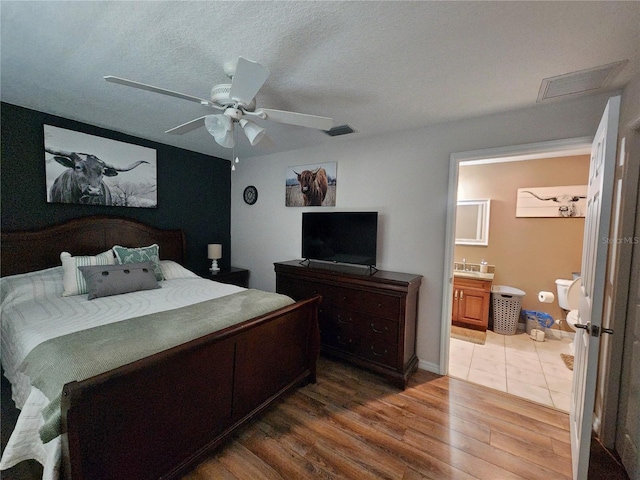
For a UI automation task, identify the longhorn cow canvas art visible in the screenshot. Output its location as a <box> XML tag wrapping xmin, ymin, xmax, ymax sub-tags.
<box><xmin>285</xmin><ymin>162</ymin><xmax>337</xmax><ymax>207</ymax></box>
<box><xmin>44</xmin><ymin>125</ymin><xmax>157</xmax><ymax>208</ymax></box>
<box><xmin>516</xmin><ymin>185</ymin><xmax>587</xmax><ymax>218</ymax></box>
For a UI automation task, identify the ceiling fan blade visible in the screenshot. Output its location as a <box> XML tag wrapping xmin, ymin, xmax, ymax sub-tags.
<box><xmin>258</xmin><ymin>108</ymin><xmax>334</xmax><ymax>131</ymax></box>
<box><xmin>165</xmin><ymin>116</ymin><xmax>207</xmax><ymax>135</ymax></box>
<box><xmin>228</xmin><ymin>57</ymin><xmax>270</xmax><ymax>105</ymax></box>
<box><xmin>104</xmin><ymin>76</ymin><xmax>217</xmax><ymax>106</ymax></box>
<box><xmin>204</xmin><ymin>115</ymin><xmax>235</xmax><ymax>148</ymax></box>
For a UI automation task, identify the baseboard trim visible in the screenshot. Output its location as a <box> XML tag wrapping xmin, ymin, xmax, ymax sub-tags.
<box><xmin>417</xmin><ymin>359</ymin><xmax>440</xmax><ymax>374</ymax></box>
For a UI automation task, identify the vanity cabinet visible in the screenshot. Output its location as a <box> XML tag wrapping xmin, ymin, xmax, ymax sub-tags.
<box><xmin>274</xmin><ymin>260</ymin><xmax>422</xmax><ymax>389</ymax></box>
<box><xmin>452</xmin><ymin>277</ymin><xmax>491</xmax><ymax>331</ymax></box>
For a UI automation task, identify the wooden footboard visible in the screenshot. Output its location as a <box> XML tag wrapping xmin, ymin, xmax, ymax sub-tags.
<box><xmin>1</xmin><ymin>216</ymin><xmax>321</xmax><ymax>479</ymax></box>
<box><xmin>60</xmin><ymin>295</ymin><xmax>321</xmax><ymax>480</ymax></box>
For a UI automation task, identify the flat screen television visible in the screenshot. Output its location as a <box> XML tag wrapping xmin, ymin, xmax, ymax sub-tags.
<box><xmin>302</xmin><ymin>212</ymin><xmax>378</xmax><ymax>267</ymax></box>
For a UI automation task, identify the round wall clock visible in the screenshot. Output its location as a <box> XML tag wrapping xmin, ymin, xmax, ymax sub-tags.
<box><xmin>243</xmin><ymin>185</ymin><xmax>258</xmax><ymax>205</ymax></box>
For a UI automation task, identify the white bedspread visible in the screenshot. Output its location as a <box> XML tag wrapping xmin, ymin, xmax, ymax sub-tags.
<box><xmin>0</xmin><ymin>263</ymin><xmax>245</xmax><ymax>478</ymax></box>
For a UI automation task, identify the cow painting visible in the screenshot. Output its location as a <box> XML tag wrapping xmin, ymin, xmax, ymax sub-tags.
<box><xmin>294</xmin><ymin>167</ymin><xmax>328</xmax><ymax>206</ymax></box>
<box><xmin>46</xmin><ymin>148</ymin><xmax>148</xmax><ymax>206</ymax></box>
<box><xmin>515</xmin><ymin>185</ymin><xmax>588</xmax><ymax>218</ymax></box>
<box><xmin>522</xmin><ymin>190</ymin><xmax>587</xmax><ymax>217</ymax></box>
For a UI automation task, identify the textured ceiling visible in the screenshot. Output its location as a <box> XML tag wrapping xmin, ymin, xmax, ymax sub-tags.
<box><xmin>1</xmin><ymin>1</ymin><xmax>638</xmax><ymax>161</ymax></box>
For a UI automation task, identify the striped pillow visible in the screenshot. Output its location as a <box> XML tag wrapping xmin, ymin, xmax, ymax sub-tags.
<box><xmin>60</xmin><ymin>250</ymin><xmax>116</xmax><ymax>297</ymax></box>
<box><xmin>159</xmin><ymin>260</ymin><xmax>199</xmax><ymax>280</ymax></box>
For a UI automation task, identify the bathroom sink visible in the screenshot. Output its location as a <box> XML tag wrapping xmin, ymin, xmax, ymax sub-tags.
<box><xmin>453</xmin><ymin>270</ymin><xmax>494</xmax><ymax>280</ymax></box>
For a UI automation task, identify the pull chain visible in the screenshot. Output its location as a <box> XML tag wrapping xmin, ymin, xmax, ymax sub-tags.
<box><xmin>231</xmin><ymin>122</ymin><xmax>239</xmax><ymax>171</ymax></box>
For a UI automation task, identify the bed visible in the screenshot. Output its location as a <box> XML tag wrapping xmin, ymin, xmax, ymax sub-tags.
<box><xmin>0</xmin><ymin>216</ymin><xmax>321</xmax><ymax>480</ymax></box>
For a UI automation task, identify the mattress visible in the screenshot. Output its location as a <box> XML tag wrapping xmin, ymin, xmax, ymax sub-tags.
<box><xmin>0</xmin><ymin>261</ymin><xmax>245</xmax><ymax>479</ymax></box>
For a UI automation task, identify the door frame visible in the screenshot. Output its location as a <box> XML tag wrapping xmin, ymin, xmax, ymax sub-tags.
<box><xmin>440</xmin><ymin>136</ymin><xmax>593</xmax><ymax>375</ymax></box>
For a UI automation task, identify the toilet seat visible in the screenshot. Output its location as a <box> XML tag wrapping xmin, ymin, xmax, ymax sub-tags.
<box><xmin>565</xmin><ymin>277</ymin><xmax>581</xmax><ymax>310</ymax></box>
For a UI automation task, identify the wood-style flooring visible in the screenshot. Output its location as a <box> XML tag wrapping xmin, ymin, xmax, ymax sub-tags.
<box><xmin>183</xmin><ymin>357</ymin><xmax>573</xmax><ymax>480</ymax></box>
<box><xmin>2</xmin><ymin>357</ymin><xmax>629</xmax><ymax>480</ymax></box>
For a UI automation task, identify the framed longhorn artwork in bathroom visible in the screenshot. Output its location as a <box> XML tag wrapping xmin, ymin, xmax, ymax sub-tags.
<box><xmin>515</xmin><ymin>185</ymin><xmax>587</xmax><ymax>218</ymax></box>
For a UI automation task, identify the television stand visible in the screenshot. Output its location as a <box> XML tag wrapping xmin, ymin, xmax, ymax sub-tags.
<box><xmin>274</xmin><ymin>260</ymin><xmax>422</xmax><ymax>389</ymax></box>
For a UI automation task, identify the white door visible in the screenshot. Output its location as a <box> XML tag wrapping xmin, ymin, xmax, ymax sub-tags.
<box><xmin>571</xmin><ymin>95</ymin><xmax>620</xmax><ymax>479</ymax></box>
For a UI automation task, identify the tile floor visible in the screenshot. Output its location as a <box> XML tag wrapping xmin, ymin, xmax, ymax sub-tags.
<box><xmin>449</xmin><ymin>328</ymin><xmax>575</xmax><ymax>411</ymax></box>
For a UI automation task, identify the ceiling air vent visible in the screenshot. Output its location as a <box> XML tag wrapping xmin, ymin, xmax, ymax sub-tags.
<box><xmin>324</xmin><ymin>124</ymin><xmax>355</xmax><ymax>137</ymax></box>
<box><xmin>537</xmin><ymin>60</ymin><xmax>627</xmax><ymax>103</ymax></box>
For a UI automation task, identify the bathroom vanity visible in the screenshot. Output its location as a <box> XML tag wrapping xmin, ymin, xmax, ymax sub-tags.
<box><xmin>452</xmin><ymin>271</ymin><xmax>493</xmax><ymax>331</ymax></box>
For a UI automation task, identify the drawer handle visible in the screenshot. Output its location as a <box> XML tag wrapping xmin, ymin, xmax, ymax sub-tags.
<box><xmin>337</xmin><ymin>335</ymin><xmax>352</xmax><ymax>345</ymax></box>
<box><xmin>370</xmin><ymin>345</ymin><xmax>387</xmax><ymax>357</ymax></box>
<box><xmin>370</xmin><ymin>323</ymin><xmax>388</xmax><ymax>334</ymax></box>
<box><xmin>337</xmin><ymin>314</ymin><xmax>350</xmax><ymax>324</ymax></box>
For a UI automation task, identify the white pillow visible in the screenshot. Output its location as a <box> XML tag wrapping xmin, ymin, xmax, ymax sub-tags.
<box><xmin>159</xmin><ymin>260</ymin><xmax>200</xmax><ymax>280</ymax></box>
<box><xmin>1</xmin><ymin>266</ymin><xmax>64</xmax><ymax>307</ymax></box>
<box><xmin>60</xmin><ymin>250</ymin><xmax>116</xmax><ymax>296</ymax></box>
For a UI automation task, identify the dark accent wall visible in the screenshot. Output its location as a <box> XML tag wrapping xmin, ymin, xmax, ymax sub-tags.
<box><xmin>1</xmin><ymin>102</ymin><xmax>231</xmax><ymax>273</ymax></box>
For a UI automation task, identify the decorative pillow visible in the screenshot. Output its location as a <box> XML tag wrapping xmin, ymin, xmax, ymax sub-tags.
<box><xmin>79</xmin><ymin>262</ymin><xmax>160</xmax><ymax>300</ymax></box>
<box><xmin>112</xmin><ymin>244</ymin><xmax>164</xmax><ymax>281</ymax></box>
<box><xmin>1</xmin><ymin>266</ymin><xmax>64</xmax><ymax>306</ymax></box>
<box><xmin>60</xmin><ymin>250</ymin><xmax>116</xmax><ymax>297</ymax></box>
<box><xmin>159</xmin><ymin>260</ymin><xmax>199</xmax><ymax>280</ymax></box>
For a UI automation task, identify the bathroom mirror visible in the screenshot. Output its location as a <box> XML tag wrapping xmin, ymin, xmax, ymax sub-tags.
<box><xmin>455</xmin><ymin>199</ymin><xmax>490</xmax><ymax>246</ymax></box>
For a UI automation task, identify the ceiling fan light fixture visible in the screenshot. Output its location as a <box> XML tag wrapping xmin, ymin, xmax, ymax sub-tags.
<box><xmin>205</xmin><ymin>115</ymin><xmax>235</xmax><ymax>148</ymax></box>
<box><xmin>239</xmin><ymin>118</ymin><xmax>266</xmax><ymax>146</ymax></box>
<box><xmin>106</xmin><ymin>56</ymin><xmax>334</xmax><ymax>151</ymax></box>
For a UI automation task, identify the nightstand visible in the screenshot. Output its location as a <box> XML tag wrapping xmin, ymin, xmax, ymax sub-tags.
<box><xmin>200</xmin><ymin>267</ymin><xmax>249</xmax><ymax>288</ymax></box>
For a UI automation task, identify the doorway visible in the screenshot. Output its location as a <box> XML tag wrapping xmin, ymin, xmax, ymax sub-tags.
<box><xmin>440</xmin><ymin>137</ymin><xmax>593</xmax><ymax>410</ymax></box>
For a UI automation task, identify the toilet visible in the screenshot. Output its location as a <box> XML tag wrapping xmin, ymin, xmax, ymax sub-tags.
<box><xmin>555</xmin><ymin>277</ymin><xmax>581</xmax><ymax>354</ymax></box>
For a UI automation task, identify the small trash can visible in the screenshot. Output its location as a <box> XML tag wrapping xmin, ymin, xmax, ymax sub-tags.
<box><xmin>491</xmin><ymin>285</ymin><xmax>526</xmax><ymax>335</ymax></box>
<box><xmin>521</xmin><ymin>310</ymin><xmax>555</xmax><ymax>335</ymax></box>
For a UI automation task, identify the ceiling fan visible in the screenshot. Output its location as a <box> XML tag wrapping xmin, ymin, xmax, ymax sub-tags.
<box><xmin>104</xmin><ymin>57</ymin><xmax>334</xmax><ymax>149</ymax></box>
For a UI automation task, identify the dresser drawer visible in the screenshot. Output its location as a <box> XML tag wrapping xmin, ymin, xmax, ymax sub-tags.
<box><xmin>277</xmin><ymin>277</ymin><xmax>322</xmax><ymax>300</ymax></box>
<box><xmin>360</xmin><ymin>315</ymin><xmax>398</xmax><ymax>345</ymax></box>
<box><xmin>358</xmin><ymin>291</ymin><xmax>401</xmax><ymax>320</ymax></box>
<box><xmin>320</xmin><ymin>314</ymin><xmax>360</xmax><ymax>355</ymax></box>
<box><xmin>325</xmin><ymin>289</ymin><xmax>360</xmax><ymax>311</ymax></box>
<box><xmin>359</xmin><ymin>337</ymin><xmax>398</xmax><ymax>368</ymax></box>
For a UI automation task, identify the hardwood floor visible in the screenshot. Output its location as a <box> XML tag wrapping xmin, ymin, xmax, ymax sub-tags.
<box><xmin>183</xmin><ymin>357</ymin><xmax>573</xmax><ymax>480</ymax></box>
<box><xmin>2</xmin><ymin>357</ymin><xmax>629</xmax><ymax>479</ymax></box>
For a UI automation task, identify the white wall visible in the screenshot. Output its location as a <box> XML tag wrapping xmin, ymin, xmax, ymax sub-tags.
<box><xmin>231</xmin><ymin>91</ymin><xmax>614</xmax><ymax>371</ymax></box>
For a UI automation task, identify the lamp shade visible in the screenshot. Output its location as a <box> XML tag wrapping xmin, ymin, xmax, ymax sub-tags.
<box><xmin>207</xmin><ymin>244</ymin><xmax>222</xmax><ymax>259</ymax></box>
<box><xmin>239</xmin><ymin>119</ymin><xmax>266</xmax><ymax>146</ymax></box>
<box><xmin>205</xmin><ymin>115</ymin><xmax>235</xmax><ymax>148</ymax></box>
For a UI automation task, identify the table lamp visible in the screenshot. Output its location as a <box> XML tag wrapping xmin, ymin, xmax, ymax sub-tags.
<box><xmin>208</xmin><ymin>244</ymin><xmax>222</xmax><ymax>272</ymax></box>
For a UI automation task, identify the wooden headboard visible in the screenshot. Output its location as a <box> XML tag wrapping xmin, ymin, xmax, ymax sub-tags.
<box><xmin>1</xmin><ymin>216</ymin><xmax>186</xmax><ymax>277</ymax></box>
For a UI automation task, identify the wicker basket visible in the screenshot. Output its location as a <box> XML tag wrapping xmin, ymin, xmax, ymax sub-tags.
<box><xmin>491</xmin><ymin>285</ymin><xmax>526</xmax><ymax>335</ymax></box>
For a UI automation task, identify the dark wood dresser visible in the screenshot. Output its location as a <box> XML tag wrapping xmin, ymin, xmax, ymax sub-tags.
<box><xmin>275</xmin><ymin>260</ymin><xmax>422</xmax><ymax>389</ymax></box>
